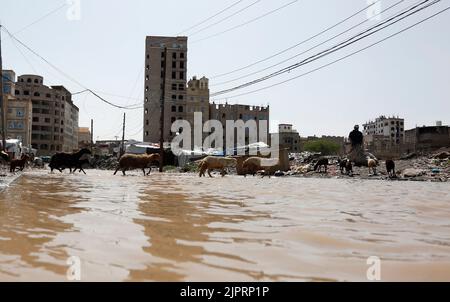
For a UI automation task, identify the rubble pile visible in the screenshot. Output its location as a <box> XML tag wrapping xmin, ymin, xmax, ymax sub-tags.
<box><xmin>90</xmin><ymin>156</ymin><xmax>119</xmax><ymax>170</ymax></box>
<box><xmin>286</xmin><ymin>150</ymin><xmax>450</xmax><ymax>182</ymax></box>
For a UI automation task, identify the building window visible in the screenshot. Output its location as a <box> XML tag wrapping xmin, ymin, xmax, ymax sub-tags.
<box><xmin>180</xmin><ymin>52</ymin><xmax>185</xmax><ymax>59</ymax></box>
<box><xmin>15</xmin><ymin>90</ymin><xmax>20</xmax><ymax>95</ymax></box>
<box><xmin>145</xmin><ymin>131</ymin><xmax>149</xmax><ymax>137</ymax></box>
<box><xmin>178</xmin><ymin>95</ymin><xmax>183</xmax><ymax>100</ymax></box>
<box><xmin>180</xmin><ymin>61</ymin><xmax>184</xmax><ymax>69</ymax></box>
<box><xmin>33</xmin><ymin>117</ymin><xmax>39</xmax><ymax>122</ymax></box>
<box><xmin>145</xmin><ymin>109</ymin><xmax>148</xmax><ymax>114</ymax></box>
<box><xmin>24</xmin><ymin>90</ymin><xmax>30</xmax><ymax>95</ymax></box>
<box><xmin>178</xmin><ymin>84</ymin><xmax>184</xmax><ymax>90</ymax></box>
<box><xmin>172</xmin><ymin>84</ymin><xmax>177</xmax><ymax>90</ymax></box>
<box><xmin>172</xmin><ymin>52</ymin><xmax>176</xmax><ymax>59</ymax></box>
<box><xmin>27</xmin><ymin>78</ymin><xmax>32</xmax><ymax>83</ymax></box>
<box><xmin>34</xmin><ymin>92</ymin><xmax>40</xmax><ymax>97</ymax></box>
<box><xmin>178</xmin><ymin>106</ymin><xmax>183</xmax><ymax>113</ymax></box>
<box><xmin>172</xmin><ymin>72</ymin><xmax>176</xmax><ymax>79</ymax></box>
<box><xmin>172</xmin><ymin>61</ymin><xmax>176</xmax><ymax>69</ymax></box>
<box><xmin>179</xmin><ymin>72</ymin><xmax>184</xmax><ymax>80</ymax></box>
<box><xmin>171</xmin><ymin>117</ymin><xmax>176</xmax><ymax>123</ymax></box>
<box><xmin>172</xmin><ymin>95</ymin><xmax>177</xmax><ymax>100</ymax></box>
<box><xmin>146</xmin><ymin>120</ymin><xmax>149</xmax><ymax>126</ymax></box>
<box><xmin>171</xmin><ymin>106</ymin><xmax>176</xmax><ymax>112</ymax></box>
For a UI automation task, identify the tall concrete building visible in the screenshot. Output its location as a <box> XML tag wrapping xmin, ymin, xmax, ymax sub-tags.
<box><xmin>143</xmin><ymin>36</ymin><xmax>188</xmax><ymax>143</ymax></box>
<box><xmin>14</xmin><ymin>74</ymin><xmax>79</xmax><ymax>155</ymax></box>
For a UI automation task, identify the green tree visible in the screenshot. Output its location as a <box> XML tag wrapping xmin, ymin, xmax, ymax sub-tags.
<box><xmin>303</xmin><ymin>139</ymin><xmax>340</xmax><ymax>155</ymax></box>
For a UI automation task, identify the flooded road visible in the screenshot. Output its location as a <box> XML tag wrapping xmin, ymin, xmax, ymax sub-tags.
<box><xmin>1</xmin><ymin>170</ymin><xmax>450</xmax><ymax>281</ymax></box>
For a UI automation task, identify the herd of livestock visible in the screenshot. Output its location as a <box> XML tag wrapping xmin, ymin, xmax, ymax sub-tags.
<box><xmin>0</xmin><ymin>148</ymin><xmax>397</xmax><ymax>178</ymax></box>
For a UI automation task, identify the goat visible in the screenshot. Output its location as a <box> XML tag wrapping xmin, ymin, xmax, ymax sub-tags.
<box><xmin>10</xmin><ymin>154</ymin><xmax>30</xmax><ymax>173</ymax></box>
<box><xmin>114</xmin><ymin>153</ymin><xmax>160</xmax><ymax>176</ymax></box>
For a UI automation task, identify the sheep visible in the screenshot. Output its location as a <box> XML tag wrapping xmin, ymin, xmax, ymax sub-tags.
<box><xmin>242</xmin><ymin>157</ymin><xmax>279</xmax><ymax>177</ymax></box>
<box><xmin>385</xmin><ymin>159</ymin><xmax>396</xmax><ymax>178</ymax></box>
<box><xmin>367</xmin><ymin>158</ymin><xmax>378</xmax><ymax>175</ymax></box>
<box><xmin>314</xmin><ymin>157</ymin><xmax>329</xmax><ymax>173</ymax></box>
<box><xmin>198</xmin><ymin>156</ymin><xmax>237</xmax><ymax>178</ymax></box>
<box><xmin>10</xmin><ymin>154</ymin><xmax>30</xmax><ymax>173</ymax></box>
<box><xmin>114</xmin><ymin>153</ymin><xmax>160</xmax><ymax>176</ymax></box>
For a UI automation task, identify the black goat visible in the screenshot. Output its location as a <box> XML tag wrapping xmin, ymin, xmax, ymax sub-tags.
<box><xmin>386</xmin><ymin>159</ymin><xmax>396</xmax><ymax>178</ymax></box>
<box><xmin>49</xmin><ymin>148</ymin><xmax>92</xmax><ymax>173</ymax></box>
<box><xmin>314</xmin><ymin>158</ymin><xmax>329</xmax><ymax>173</ymax></box>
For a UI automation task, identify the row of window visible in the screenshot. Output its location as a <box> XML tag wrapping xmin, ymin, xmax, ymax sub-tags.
<box><xmin>15</xmin><ymin>90</ymin><xmax>66</xmax><ymax>100</ymax></box>
<box><xmin>18</xmin><ymin>78</ymin><xmax>43</xmax><ymax>84</ymax></box>
<box><xmin>31</xmin><ymin>144</ymin><xmax>62</xmax><ymax>151</ymax></box>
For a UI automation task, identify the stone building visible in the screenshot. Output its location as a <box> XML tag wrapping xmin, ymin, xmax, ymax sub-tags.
<box><xmin>1</xmin><ymin>70</ymin><xmax>33</xmax><ymax>147</ymax></box>
<box><xmin>209</xmin><ymin>103</ymin><xmax>270</xmax><ymax>151</ymax></box>
<box><xmin>183</xmin><ymin>76</ymin><xmax>210</xmax><ymax>148</ymax></box>
<box><xmin>277</xmin><ymin>124</ymin><xmax>301</xmax><ymax>153</ymax></box>
<box><xmin>78</xmin><ymin>127</ymin><xmax>91</xmax><ymax>149</ymax></box>
<box><xmin>404</xmin><ymin>123</ymin><xmax>450</xmax><ymax>153</ymax></box>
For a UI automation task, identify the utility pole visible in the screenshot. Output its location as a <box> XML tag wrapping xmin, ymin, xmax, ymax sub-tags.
<box><xmin>0</xmin><ymin>24</ymin><xmax>7</xmax><ymax>152</ymax></box>
<box><xmin>159</xmin><ymin>47</ymin><xmax>168</xmax><ymax>173</ymax></box>
<box><xmin>120</xmin><ymin>113</ymin><xmax>126</xmax><ymax>157</ymax></box>
<box><xmin>90</xmin><ymin>119</ymin><xmax>94</xmax><ymax>151</ymax></box>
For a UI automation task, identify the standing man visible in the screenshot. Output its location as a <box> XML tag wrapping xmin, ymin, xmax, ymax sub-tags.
<box><xmin>349</xmin><ymin>125</ymin><xmax>363</xmax><ymax>149</ymax></box>
<box><xmin>348</xmin><ymin>125</ymin><xmax>366</xmax><ymax>166</ymax></box>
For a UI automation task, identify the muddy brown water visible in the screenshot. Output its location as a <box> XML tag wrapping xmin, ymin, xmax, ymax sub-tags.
<box><xmin>0</xmin><ymin>170</ymin><xmax>450</xmax><ymax>281</ymax></box>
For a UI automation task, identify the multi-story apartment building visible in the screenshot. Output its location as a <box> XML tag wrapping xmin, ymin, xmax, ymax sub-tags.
<box><xmin>14</xmin><ymin>74</ymin><xmax>79</xmax><ymax>155</ymax></box>
<box><xmin>277</xmin><ymin>124</ymin><xmax>301</xmax><ymax>152</ymax></box>
<box><xmin>363</xmin><ymin>115</ymin><xmax>405</xmax><ymax>145</ymax></box>
<box><xmin>143</xmin><ymin>36</ymin><xmax>188</xmax><ymax>143</ymax></box>
<box><xmin>1</xmin><ymin>70</ymin><xmax>33</xmax><ymax>147</ymax></box>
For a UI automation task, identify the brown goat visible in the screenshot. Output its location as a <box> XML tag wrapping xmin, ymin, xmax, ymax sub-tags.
<box><xmin>114</xmin><ymin>153</ymin><xmax>160</xmax><ymax>176</ymax></box>
<box><xmin>10</xmin><ymin>154</ymin><xmax>30</xmax><ymax>173</ymax></box>
<box><xmin>242</xmin><ymin>157</ymin><xmax>279</xmax><ymax>177</ymax></box>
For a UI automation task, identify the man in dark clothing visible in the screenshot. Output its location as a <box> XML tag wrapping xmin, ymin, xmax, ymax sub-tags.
<box><xmin>349</xmin><ymin>125</ymin><xmax>363</xmax><ymax>147</ymax></box>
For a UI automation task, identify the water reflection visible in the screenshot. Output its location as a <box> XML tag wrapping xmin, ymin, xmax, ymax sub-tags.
<box><xmin>0</xmin><ymin>173</ymin><xmax>86</xmax><ymax>280</ymax></box>
<box><xmin>0</xmin><ymin>171</ymin><xmax>450</xmax><ymax>281</ymax></box>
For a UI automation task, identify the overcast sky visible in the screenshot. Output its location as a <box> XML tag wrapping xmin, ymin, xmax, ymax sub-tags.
<box><xmin>1</xmin><ymin>0</ymin><xmax>449</xmax><ymax>141</ymax></box>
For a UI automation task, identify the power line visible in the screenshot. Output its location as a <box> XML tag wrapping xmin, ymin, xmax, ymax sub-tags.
<box><xmin>14</xmin><ymin>2</ymin><xmax>68</xmax><ymax>35</ymax></box>
<box><xmin>210</xmin><ymin>0</ymin><xmax>440</xmax><ymax>97</ymax></box>
<box><xmin>211</xmin><ymin>0</ymin><xmax>405</xmax><ymax>87</ymax></box>
<box><xmin>177</xmin><ymin>0</ymin><xmax>247</xmax><ymax>35</ymax></box>
<box><xmin>191</xmin><ymin>0</ymin><xmax>300</xmax><ymax>44</ymax></box>
<box><xmin>1</xmin><ymin>25</ymin><xmax>143</xmax><ymax>110</ymax></box>
<box><xmin>187</xmin><ymin>0</ymin><xmax>263</xmax><ymax>37</ymax></box>
<box><xmin>209</xmin><ymin>0</ymin><xmax>383</xmax><ymax>79</ymax></box>
<box><xmin>212</xmin><ymin>4</ymin><xmax>450</xmax><ymax>101</ymax></box>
